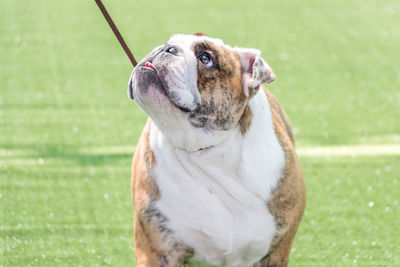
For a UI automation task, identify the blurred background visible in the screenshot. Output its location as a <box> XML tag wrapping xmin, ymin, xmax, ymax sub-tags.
<box><xmin>1</xmin><ymin>0</ymin><xmax>399</xmax><ymax>266</ymax></box>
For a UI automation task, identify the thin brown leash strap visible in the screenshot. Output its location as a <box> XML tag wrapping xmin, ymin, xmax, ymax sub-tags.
<box><xmin>94</xmin><ymin>0</ymin><xmax>137</xmax><ymax>67</ymax></box>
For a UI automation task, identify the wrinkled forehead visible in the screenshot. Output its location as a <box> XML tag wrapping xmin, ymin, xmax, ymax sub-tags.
<box><xmin>167</xmin><ymin>34</ymin><xmax>227</xmax><ymax>53</ymax></box>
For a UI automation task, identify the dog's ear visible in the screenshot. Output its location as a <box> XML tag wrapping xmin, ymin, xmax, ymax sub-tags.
<box><xmin>234</xmin><ymin>47</ymin><xmax>275</xmax><ymax>97</ymax></box>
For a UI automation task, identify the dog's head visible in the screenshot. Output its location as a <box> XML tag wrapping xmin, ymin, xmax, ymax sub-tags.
<box><xmin>128</xmin><ymin>33</ymin><xmax>275</xmax><ymax>151</ymax></box>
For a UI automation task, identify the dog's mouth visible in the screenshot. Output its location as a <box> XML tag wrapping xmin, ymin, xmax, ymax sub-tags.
<box><xmin>128</xmin><ymin>61</ymin><xmax>166</xmax><ymax>99</ymax></box>
<box><xmin>142</xmin><ymin>61</ymin><xmax>168</xmax><ymax>96</ymax></box>
<box><xmin>129</xmin><ymin>62</ymin><xmax>193</xmax><ymax>113</ymax></box>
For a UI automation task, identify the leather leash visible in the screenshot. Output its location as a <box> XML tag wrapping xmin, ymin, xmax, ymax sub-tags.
<box><xmin>94</xmin><ymin>0</ymin><xmax>137</xmax><ymax>67</ymax></box>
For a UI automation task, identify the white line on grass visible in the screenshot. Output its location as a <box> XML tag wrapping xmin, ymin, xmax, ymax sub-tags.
<box><xmin>2</xmin><ymin>144</ymin><xmax>400</xmax><ymax>160</ymax></box>
<box><xmin>79</xmin><ymin>144</ymin><xmax>400</xmax><ymax>157</ymax></box>
<box><xmin>297</xmin><ymin>144</ymin><xmax>400</xmax><ymax>157</ymax></box>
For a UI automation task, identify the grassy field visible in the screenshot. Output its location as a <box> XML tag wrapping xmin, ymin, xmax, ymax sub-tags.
<box><xmin>1</xmin><ymin>0</ymin><xmax>399</xmax><ymax>266</ymax></box>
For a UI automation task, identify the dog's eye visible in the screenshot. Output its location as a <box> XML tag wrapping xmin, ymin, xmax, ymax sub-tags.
<box><xmin>166</xmin><ymin>46</ymin><xmax>178</xmax><ymax>55</ymax></box>
<box><xmin>199</xmin><ymin>53</ymin><xmax>214</xmax><ymax>68</ymax></box>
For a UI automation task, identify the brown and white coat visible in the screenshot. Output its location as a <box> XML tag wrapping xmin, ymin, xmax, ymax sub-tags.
<box><xmin>129</xmin><ymin>34</ymin><xmax>305</xmax><ymax>267</ymax></box>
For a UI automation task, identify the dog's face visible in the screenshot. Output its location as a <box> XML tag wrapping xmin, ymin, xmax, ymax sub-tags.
<box><xmin>128</xmin><ymin>34</ymin><xmax>275</xmax><ymax>150</ymax></box>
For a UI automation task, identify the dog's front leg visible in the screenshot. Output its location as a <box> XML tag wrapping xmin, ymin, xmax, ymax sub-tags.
<box><xmin>134</xmin><ymin>213</ymin><xmax>191</xmax><ymax>267</ymax></box>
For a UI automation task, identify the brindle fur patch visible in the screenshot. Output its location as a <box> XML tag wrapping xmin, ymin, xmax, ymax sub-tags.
<box><xmin>254</xmin><ymin>89</ymin><xmax>306</xmax><ymax>267</ymax></box>
<box><xmin>188</xmin><ymin>41</ymin><xmax>248</xmax><ymax>131</ymax></box>
<box><xmin>238</xmin><ymin>105</ymin><xmax>253</xmax><ymax>135</ymax></box>
<box><xmin>132</xmin><ymin>120</ymin><xmax>194</xmax><ymax>267</ymax></box>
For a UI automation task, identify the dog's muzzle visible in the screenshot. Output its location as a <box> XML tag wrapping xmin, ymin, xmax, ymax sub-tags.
<box><xmin>127</xmin><ymin>45</ymin><xmax>201</xmax><ymax>112</ymax></box>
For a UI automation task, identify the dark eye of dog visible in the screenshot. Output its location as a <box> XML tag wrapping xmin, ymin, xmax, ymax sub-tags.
<box><xmin>199</xmin><ymin>53</ymin><xmax>214</xmax><ymax>68</ymax></box>
<box><xmin>166</xmin><ymin>46</ymin><xmax>177</xmax><ymax>54</ymax></box>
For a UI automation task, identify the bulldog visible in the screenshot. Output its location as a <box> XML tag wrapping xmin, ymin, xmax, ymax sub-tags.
<box><xmin>128</xmin><ymin>33</ymin><xmax>305</xmax><ymax>267</ymax></box>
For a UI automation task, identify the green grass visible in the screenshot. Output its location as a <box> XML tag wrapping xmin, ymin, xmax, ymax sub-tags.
<box><xmin>294</xmin><ymin>156</ymin><xmax>400</xmax><ymax>265</ymax></box>
<box><xmin>1</xmin><ymin>0</ymin><xmax>399</xmax><ymax>266</ymax></box>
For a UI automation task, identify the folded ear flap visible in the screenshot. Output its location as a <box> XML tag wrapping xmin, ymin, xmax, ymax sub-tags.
<box><xmin>234</xmin><ymin>47</ymin><xmax>276</xmax><ymax>97</ymax></box>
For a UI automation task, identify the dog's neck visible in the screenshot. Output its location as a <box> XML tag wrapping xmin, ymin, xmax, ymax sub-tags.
<box><xmin>149</xmin><ymin>87</ymin><xmax>285</xmax><ymax>206</ymax></box>
<box><xmin>150</xmin><ymin>93</ymin><xmax>272</xmax><ymax>153</ymax></box>
<box><xmin>150</xmin><ymin>89</ymin><xmax>276</xmax><ymax>153</ymax></box>
<box><xmin>151</xmin><ymin>122</ymin><xmax>234</xmax><ymax>153</ymax></box>
<box><xmin>149</xmin><ymin>89</ymin><xmax>284</xmax><ymax>193</ymax></box>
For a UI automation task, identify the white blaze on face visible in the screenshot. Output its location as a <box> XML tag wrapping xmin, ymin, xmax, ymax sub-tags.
<box><xmin>163</xmin><ymin>34</ymin><xmax>224</xmax><ymax>110</ymax></box>
<box><xmin>167</xmin><ymin>34</ymin><xmax>225</xmax><ymax>48</ymax></box>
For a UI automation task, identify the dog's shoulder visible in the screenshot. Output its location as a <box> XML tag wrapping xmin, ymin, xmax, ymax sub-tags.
<box><xmin>131</xmin><ymin>119</ymin><xmax>158</xmax><ymax>204</ymax></box>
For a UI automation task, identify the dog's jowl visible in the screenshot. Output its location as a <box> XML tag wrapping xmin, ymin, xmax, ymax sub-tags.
<box><xmin>128</xmin><ymin>34</ymin><xmax>306</xmax><ymax>267</ymax></box>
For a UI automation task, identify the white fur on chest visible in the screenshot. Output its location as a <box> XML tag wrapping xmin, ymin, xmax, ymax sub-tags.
<box><xmin>149</xmin><ymin>90</ymin><xmax>285</xmax><ymax>266</ymax></box>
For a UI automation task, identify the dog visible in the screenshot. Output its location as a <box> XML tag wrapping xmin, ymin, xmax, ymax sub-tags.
<box><xmin>128</xmin><ymin>33</ymin><xmax>306</xmax><ymax>267</ymax></box>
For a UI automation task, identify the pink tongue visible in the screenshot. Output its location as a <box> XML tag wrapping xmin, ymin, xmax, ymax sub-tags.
<box><xmin>145</xmin><ymin>62</ymin><xmax>155</xmax><ymax>69</ymax></box>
